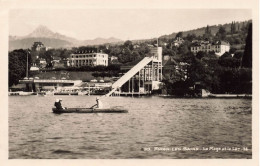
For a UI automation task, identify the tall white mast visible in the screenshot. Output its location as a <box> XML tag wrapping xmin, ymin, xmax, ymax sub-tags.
<box><xmin>26</xmin><ymin>50</ymin><xmax>28</xmax><ymax>79</ymax></box>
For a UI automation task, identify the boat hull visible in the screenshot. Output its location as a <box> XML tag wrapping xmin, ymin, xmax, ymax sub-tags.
<box><xmin>52</xmin><ymin>108</ymin><xmax>128</xmax><ymax>114</ymax></box>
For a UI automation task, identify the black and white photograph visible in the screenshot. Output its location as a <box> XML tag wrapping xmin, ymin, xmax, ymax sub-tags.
<box><xmin>2</xmin><ymin>0</ymin><xmax>259</xmax><ymax>165</ymax></box>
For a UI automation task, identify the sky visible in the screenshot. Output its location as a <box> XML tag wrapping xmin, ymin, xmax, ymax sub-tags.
<box><xmin>9</xmin><ymin>9</ymin><xmax>252</xmax><ymax>40</ymax></box>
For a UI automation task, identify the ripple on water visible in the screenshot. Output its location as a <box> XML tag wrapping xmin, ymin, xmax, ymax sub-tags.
<box><xmin>52</xmin><ymin>149</ymin><xmax>85</xmax><ymax>156</ymax></box>
<box><xmin>27</xmin><ymin>140</ymin><xmax>42</xmax><ymax>143</ymax></box>
<box><xmin>52</xmin><ymin>150</ymin><xmax>73</xmax><ymax>154</ymax></box>
<box><xmin>47</xmin><ymin>137</ymin><xmax>63</xmax><ymax>140</ymax></box>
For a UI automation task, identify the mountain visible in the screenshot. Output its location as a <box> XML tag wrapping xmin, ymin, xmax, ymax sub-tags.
<box><xmin>27</xmin><ymin>25</ymin><xmax>58</xmax><ymax>38</ymax></box>
<box><xmin>9</xmin><ymin>25</ymin><xmax>122</xmax><ymax>50</ymax></box>
<box><xmin>82</xmin><ymin>37</ymin><xmax>122</xmax><ymax>45</ymax></box>
<box><xmin>25</xmin><ymin>25</ymin><xmax>80</xmax><ymax>44</ymax></box>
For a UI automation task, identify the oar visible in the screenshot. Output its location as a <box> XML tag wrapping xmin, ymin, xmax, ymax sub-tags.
<box><xmin>90</xmin><ymin>104</ymin><xmax>97</xmax><ymax>109</ymax></box>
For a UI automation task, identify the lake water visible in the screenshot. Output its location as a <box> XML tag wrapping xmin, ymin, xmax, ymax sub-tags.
<box><xmin>9</xmin><ymin>96</ymin><xmax>252</xmax><ymax>159</ymax></box>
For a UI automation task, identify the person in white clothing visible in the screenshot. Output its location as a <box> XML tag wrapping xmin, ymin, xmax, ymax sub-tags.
<box><xmin>91</xmin><ymin>97</ymin><xmax>103</xmax><ymax>109</ymax></box>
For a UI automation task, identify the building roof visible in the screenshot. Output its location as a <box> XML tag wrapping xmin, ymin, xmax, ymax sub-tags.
<box><xmin>191</xmin><ymin>40</ymin><xmax>230</xmax><ymax>47</ymax></box>
<box><xmin>217</xmin><ymin>41</ymin><xmax>230</xmax><ymax>46</ymax></box>
<box><xmin>162</xmin><ymin>58</ymin><xmax>177</xmax><ymax>66</ymax></box>
<box><xmin>76</xmin><ymin>81</ymin><xmax>112</xmax><ymax>87</ymax></box>
<box><xmin>32</xmin><ymin>71</ymin><xmax>114</xmax><ymax>82</ymax></box>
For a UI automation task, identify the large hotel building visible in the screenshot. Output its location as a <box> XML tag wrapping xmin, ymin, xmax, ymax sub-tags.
<box><xmin>190</xmin><ymin>40</ymin><xmax>230</xmax><ymax>56</ymax></box>
<box><xmin>68</xmin><ymin>52</ymin><xmax>108</xmax><ymax>67</ymax></box>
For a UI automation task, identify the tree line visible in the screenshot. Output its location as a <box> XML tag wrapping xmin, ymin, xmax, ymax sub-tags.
<box><xmin>162</xmin><ymin>23</ymin><xmax>252</xmax><ymax>96</ymax></box>
<box><xmin>9</xmin><ymin>49</ymin><xmax>33</xmax><ymax>87</ymax></box>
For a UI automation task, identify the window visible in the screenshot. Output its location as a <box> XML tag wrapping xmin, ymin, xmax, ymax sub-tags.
<box><xmin>76</xmin><ymin>56</ymin><xmax>78</xmax><ymax>58</ymax></box>
<box><xmin>72</xmin><ymin>56</ymin><xmax>74</xmax><ymax>58</ymax></box>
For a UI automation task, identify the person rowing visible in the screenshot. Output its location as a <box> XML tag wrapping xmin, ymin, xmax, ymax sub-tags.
<box><xmin>54</xmin><ymin>98</ymin><xmax>66</xmax><ymax>110</ymax></box>
<box><xmin>90</xmin><ymin>97</ymin><xmax>103</xmax><ymax>109</ymax></box>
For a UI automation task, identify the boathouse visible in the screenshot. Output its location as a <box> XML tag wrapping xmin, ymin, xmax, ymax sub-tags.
<box><xmin>18</xmin><ymin>79</ymin><xmax>82</xmax><ymax>92</ymax></box>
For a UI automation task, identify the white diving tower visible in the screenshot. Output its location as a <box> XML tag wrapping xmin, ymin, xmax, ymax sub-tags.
<box><xmin>105</xmin><ymin>47</ymin><xmax>163</xmax><ymax>97</ymax></box>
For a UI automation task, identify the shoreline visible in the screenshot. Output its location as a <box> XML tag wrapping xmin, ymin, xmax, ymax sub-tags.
<box><xmin>158</xmin><ymin>94</ymin><xmax>252</xmax><ymax>99</ymax></box>
<box><xmin>8</xmin><ymin>92</ymin><xmax>252</xmax><ymax>99</ymax></box>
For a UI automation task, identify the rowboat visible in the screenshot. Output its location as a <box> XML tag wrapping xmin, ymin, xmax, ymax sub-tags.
<box><xmin>52</xmin><ymin>107</ymin><xmax>128</xmax><ymax>114</ymax></box>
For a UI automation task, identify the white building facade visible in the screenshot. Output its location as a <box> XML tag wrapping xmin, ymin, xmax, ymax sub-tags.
<box><xmin>150</xmin><ymin>47</ymin><xmax>162</xmax><ymax>62</ymax></box>
<box><xmin>69</xmin><ymin>53</ymin><xmax>108</xmax><ymax>67</ymax></box>
<box><xmin>190</xmin><ymin>41</ymin><xmax>230</xmax><ymax>56</ymax></box>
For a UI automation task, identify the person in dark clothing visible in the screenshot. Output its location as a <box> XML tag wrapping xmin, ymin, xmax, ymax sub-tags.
<box><xmin>54</xmin><ymin>99</ymin><xmax>63</xmax><ymax>110</ymax></box>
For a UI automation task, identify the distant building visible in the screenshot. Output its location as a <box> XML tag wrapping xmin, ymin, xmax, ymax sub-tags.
<box><xmin>68</xmin><ymin>51</ymin><xmax>108</xmax><ymax>67</ymax></box>
<box><xmin>30</xmin><ymin>66</ymin><xmax>39</xmax><ymax>71</ymax></box>
<box><xmin>190</xmin><ymin>40</ymin><xmax>230</xmax><ymax>56</ymax></box>
<box><xmin>150</xmin><ymin>47</ymin><xmax>162</xmax><ymax>62</ymax></box>
<box><xmin>163</xmin><ymin>55</ymin><xmax>171</xmax><ymax>61</ymax></box>
<box><xmin>162</xmin><ymin>57</ymin><xmax>188</xmax><ymax>82</ymax></box>
<box><xmin>133</xmin><ymin>44</ymin><xmax>140</xmax><ymax>49</ymax></box>
<box><xmin>35</xmin><ymin>58</ymin><xmax>47</xmax><ymax>68</ymax></box>
<box><xmin>52</xmin><ymin>56</ymin><xmax>61</xmax><ymax>63</ymax></box>
<box><xmin>62</xmin><ymin>58</ymin><xmax>70</xmax><ymax>67</ymax></box>
<box><xmin>147</xmin><ymin>44</ymin><xmax>154</xmax><ymax>47</ymax></box>
<box><xmin>110</xmin><ymin>56</ymin><xmax>118</xmax><ymax>61</ymax></box>
<box><xmin>172</xmin><ymin>37</ymin><xmax>184</xmax><ymax>47</ymax></box>
<box><xmin>31</xmin><ymin>42</ymin><xmax>48</xmax><ymax>51</ymax></box>
<box><xmin>109</xmin><ymin>56</ymin><xmax>119</xmax><ymax>64</ymax></box>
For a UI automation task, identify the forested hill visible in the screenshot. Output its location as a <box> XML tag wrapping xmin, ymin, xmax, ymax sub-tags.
<box><xmin>159</xmin><ymin>20</ymin><xmax>252</xmax><ymax>39</ymax></box>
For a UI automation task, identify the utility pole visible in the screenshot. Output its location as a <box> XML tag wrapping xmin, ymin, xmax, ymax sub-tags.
<box><xmin>26</xmin><ymin>50</ymin><xmax>29</xmax><ymax>79</ymax></box>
